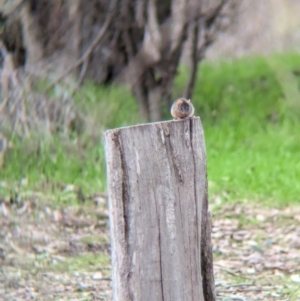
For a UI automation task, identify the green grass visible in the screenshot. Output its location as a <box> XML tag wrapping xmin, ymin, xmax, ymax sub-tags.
<box><xmin>52</xmin><ymin>253</ymin><xmax>111</xmax><ymax>273</ymax></box>
<box><xmin>1</xmin><ymin>54</ymin><xmax>300</xmax><ymax>205</ymax></box>
<box><xmin>175</xmin><ymin>54</ymin><xmax>300</xmax><ymax>204</ymax></box>
<box><xmin>198</xmin><ymin>55</ymin><xmax>300</xmax><ymax>204</ymax></box>
<box><xmin>0</xmin><ymin>85</ymin><xmax>141</xmax><ymax>201</ymax></box>
<box><xmin>0</xmin><ymin>134</ymin><xmax>106</xmax><ymax>196</ymax></box>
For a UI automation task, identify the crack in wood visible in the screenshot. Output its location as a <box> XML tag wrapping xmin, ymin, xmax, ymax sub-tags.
<box><xmin>158</xmin><ymin>218</ymin><xmax>165</xmax><ymax>300</ymax></box>
<box><xmin>118</xmin><ymin>134</ymin><xmax>130</xmax><ymax>255</ymax></box>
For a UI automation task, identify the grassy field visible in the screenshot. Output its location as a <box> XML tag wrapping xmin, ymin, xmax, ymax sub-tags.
<box><xmin>1</xmin><ymin>53</ymin><xmax>300</xmax><ymax>205</ymax></box>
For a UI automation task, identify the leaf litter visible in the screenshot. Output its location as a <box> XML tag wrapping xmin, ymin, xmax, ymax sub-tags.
<box><xmin>212</xmin><ymin>201</ymin><xmax>300</xmax><ymax>301</ymax></box>
<box><xmin>0</xmin><ymin>190</ymin><xmax>300</xmax><ymax>300</ymax></box>
<box><xmin>0</xmin><ymin>190</ymin><xmax>111</xmax><ymax>301</ymax></box>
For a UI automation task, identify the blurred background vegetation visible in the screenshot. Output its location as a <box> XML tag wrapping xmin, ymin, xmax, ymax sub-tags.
<box><xmin>0</xmin><ymin>0</ymin><xmax>300</xmax><ymax>205</ymax></box>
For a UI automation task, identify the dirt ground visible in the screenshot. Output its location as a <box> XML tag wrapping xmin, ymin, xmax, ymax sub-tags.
<box><xmin>0</xmin><ymin>193</ymin><xmax>300</xmax><ymax>301</ymax></box>
<box><xmin>211</xmin><ymin>201</ymin><xmax>300</xmax><ymax>301</ymax></box>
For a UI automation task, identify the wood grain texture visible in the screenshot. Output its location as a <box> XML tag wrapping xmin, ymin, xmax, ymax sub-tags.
<box><xmin>104</xmin><ymin>117</ymin><xmax>215</xmax><ymax>301</ymax></box>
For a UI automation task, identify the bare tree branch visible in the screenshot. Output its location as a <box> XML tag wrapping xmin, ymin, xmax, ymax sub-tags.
<box><xmin>203</xmin><ymin>0</ymin><xmax>226</xmax><ymax>28</ymax></box>
<box><xmin>183</xmin><ymin>0</ymin><xmax>202</xmax><ymax>99</ymax></box>
<box><xmin>45</xmin><ymin>0</ymin><xmax>119</xmax><ymax>93</ymax></box>
<box><xmin>2</xmin><ymin>0</ymin><xmax>237</xmax><ymax>126</ymax></box>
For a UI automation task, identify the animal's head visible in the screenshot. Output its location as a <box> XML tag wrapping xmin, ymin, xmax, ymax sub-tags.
<box><xmin>177</xmin><ymin>98</ymin><xmax>191</xmax><ymax>112</ymax></box>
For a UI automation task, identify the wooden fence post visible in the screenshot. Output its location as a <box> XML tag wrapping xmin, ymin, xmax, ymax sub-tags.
<box><xmin>103</xmin><ymin>117</ymin><xmax>215</xmax><ymax>301</ymax></box>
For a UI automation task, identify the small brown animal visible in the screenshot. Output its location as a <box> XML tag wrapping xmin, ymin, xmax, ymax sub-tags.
<box><xmin>170</xmin><ymin>98</ymin><xmax>195</xmax><ymax>120</ymax></box>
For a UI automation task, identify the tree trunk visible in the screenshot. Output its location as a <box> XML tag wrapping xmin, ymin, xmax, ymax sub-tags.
<box><xmin>103</xmin><ymin>117</ymin><xmax>216</xmax><ymax>301</ymax></box>
<box><xmin>0</xmin><ymin>0</ymin><xmax>237</xmax><ymax>122</ymax></box>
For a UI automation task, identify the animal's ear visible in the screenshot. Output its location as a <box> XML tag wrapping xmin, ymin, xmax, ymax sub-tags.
<box><xmin>187</xmin><ymin>99</ymin><xmax>191</xmax><ymax>103</ymax></box>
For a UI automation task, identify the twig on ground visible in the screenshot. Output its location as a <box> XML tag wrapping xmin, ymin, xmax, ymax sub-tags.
<box><xmin>217</xmin><ymin>287</ymin><xmax>273</xmax><ymax>293</ymax></box>
<box><xmin>225</xmin><ymin>282</ymin><xmax>255</xmax><ymax>288</ymax></box>
<box><xmin>289</xmin><ymin>284</ymin><xmax>300</xmax><ymax>301</ymax></box>
<box><xmin>214</xmin><ymin>265</ymin><xmax>253</xmax><ymax>280</ymax></box>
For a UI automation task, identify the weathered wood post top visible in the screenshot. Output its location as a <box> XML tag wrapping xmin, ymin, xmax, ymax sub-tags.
<box><xmin>103</xmin><ymin>117</ymin><xmax>215</xmax><ymax>301</ymax></box>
